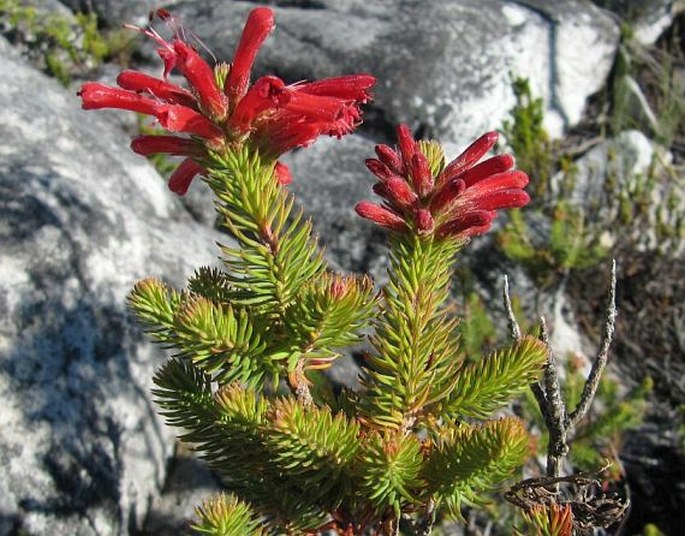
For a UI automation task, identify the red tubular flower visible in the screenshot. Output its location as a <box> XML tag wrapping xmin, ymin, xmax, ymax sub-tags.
<box><xmin>438</xmin><ymin>131</ymin><xmax>499</xmax><ymax>186</ymax></box>
<box><xmin>227</xmin><ymin>7</ymin><xmax>275</xmax><ymax>103</ymax></box>
<box><xmin>356</xmin><ymin>125</ymin><xmax>530</xmax><ymax>239</ymax></box>
<box><xmin>168</xmin><ymin>158</ymin><xmax>206</xmax><ymax>195</ymax></box>
<box><xmin>79</xmin><ymin>7</ymin><xmax>375</xmax><ymax>195</ymax></box>
<box><xmin>131</xmin><ymin>135</ymin><xmax>204</xmax><ymax>157</ymax></box>
<box><xmin>116</xmin><ymin>71</ymin><xmax>197</xmax><ymax>108</ymax></box>
<box><xmin>79</xmin><ymin>83</ymin><xmax>160</xmax><ymax>115</ymax></box>
<box><xmin>173</xmin><ymin>41</ymin><xmax>228</xmax><ymax>120</ymax></box>
<box><xmin>297</xmin><ymin>74</ymin><xmax>376</xmax><ymax>102</ymax></box>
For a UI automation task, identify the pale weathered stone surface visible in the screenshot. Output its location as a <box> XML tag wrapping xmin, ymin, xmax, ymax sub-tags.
<box><xmin>0</xmin><ymin>38</ymin><xmax>225</xmax><ymax>535</ymax></box>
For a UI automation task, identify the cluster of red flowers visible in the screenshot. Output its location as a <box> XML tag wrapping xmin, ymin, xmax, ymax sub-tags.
<box><xmin>78</xmin><ymin>7</ymin><xmax>375</xmax><ymax>194</ymax></box>
<box><xmin>355</xmin><ymin>125</ymin><xmax>530</xmax><ymax>239</ymax></box>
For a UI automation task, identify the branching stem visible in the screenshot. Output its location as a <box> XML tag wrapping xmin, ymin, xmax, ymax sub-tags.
<box><xmin>502</xmin><ymin>260</ymin><xmax>618</xmax><ymax>479</ymax></box>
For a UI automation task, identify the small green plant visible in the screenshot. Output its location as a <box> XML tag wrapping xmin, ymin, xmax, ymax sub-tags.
<box><xmin>501</xmin><ymin>76</ymin><xmax>554</xmax><ymax>199</ymax></box>
<box><xmin>0</xmin><ymin>0</ymin><xmax>131</xmax><ymax>85</ymax></box>
<box><xmin>608</xmin><ymin>21</ymin><xmax>685</xmax><ymax>148</ymax></box>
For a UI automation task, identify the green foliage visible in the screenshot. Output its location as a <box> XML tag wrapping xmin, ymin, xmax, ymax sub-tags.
<box><xmin>608</xmin><ymin>21</ymin><xmax>685</xmax><ymax>148</ymax></box>
<box><xmin>358</xmin><ymin>432</ymin><xmax>424</xmax><ymax>517</ymax></box>
<box><xmin>501</xmin><ymin>76</ymin><xmax>553</xmax><ymax>198</ymax></box>
<box><xmin>192</xmin><ymin>493</ymin><xmax>265</xmax><ymax>536</ymax></box>
<box><xmin>497</xmin><ymin>77</ymin><xmax>611</xmax><ymax>283</ymax></box>
<box><xmin>443</xmin><ymin>336</ymin><xmax>548</xmax><ymax>420</ymax></box>
<box><xmin>265</xmin><ymin>398</ymin><xmax>361</xmax><ymax>509</ymax></box>
<box><xmin>360</xmin><ymin>234</ymin><xmax>465</xmax><ymax>429</ymax></box>
<box><xmin>0</xmin><ymin>0</ymin><xmax>131</xmax><ymax>85</ymax></box>
<box><xmin>497</xmin><ymin>73</ymin><xmax>683</xmax><ymax>287</ymax></box>
<box><xmin>425</xmin><ymin>418</ymin><xmax>530</xmax><ymax>519</ymax></box>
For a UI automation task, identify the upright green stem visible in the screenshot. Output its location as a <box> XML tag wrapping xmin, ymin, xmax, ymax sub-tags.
<box><xmin>361</xmin><ymin>234</ymin><xmax>461</xmax><ymax>429</ymax></box>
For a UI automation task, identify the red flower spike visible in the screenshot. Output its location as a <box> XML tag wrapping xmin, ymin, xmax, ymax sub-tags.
<box><xmin>355</xmin><ymin>202</ymin><xmax>406</xmax><ymax>232</ymax></box>
<box><xmin>439</xmin><ymin>131</ymin><xmax>499</xmax><ymax>185</ymax></box>
<box><xmin>274</xmin><ymin>161</ymin><xmax>292</xmax><ymax>186</ymax></box>
<box><xmin>131</xmin><ymin>135</ymin><xmax>204</xmax><ymax>157</ymax></box>
<box><xmin>460</xmin><ymin>153</ymin><xmax>515</xmax><ymax>188</ymax></box>
<box><xmin>227</xmin><ymin>7</ymin><xmax>275</xmax><ymax>102</ymax></box>
<box><xmin>410</xmin><ymin>152</ymin><xmax>434</xmax><ymax>198</ymax></box>
<box><xmin>116</xmin><ymin>71</ymin><xmax>197</xmax><ymax>108</ymax></box>
<box><xmin>229</xmin><ymin>76</ymin><xmax>289</xmax><ymax>134</ymax></box>
<box><xmin>173</xmin><ymin>41</ymin><xmax>228</xmax><ymax>119</ymax></box>
<box><xmin>298</xmin><ymin>74</ymin><xmax>375</xmax><ymax>102</ymax></box>
<box><xmin>156</xmin><ymin>105</ymin><xmax>224</xmax><ymax>139</ymax></box>
<box><xmin>357</xmin><ymin>127</ymin><xmax>529</xmax><ymax>240</ymax></box>
<box><xmin>79</xmin><ymin>83</ymin><xmax>160</xmax><ymax>115</ymax></box>
<box><xmin>415</xmin><ymin>208</ymin><xmax>435</xmax><ymax>234</ymax></box>
<box><xmin>168</xmin><ymin>158</ymin><xmax>206</xmax><ymax>195</ymax></box>
<box><xmin>375</xmin><ymin>144</ymin><xmax>404</xmax><ymax>175</ymax></box>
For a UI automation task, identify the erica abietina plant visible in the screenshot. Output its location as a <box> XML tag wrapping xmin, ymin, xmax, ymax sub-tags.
<box><xmin>80</xmin><ymin>7</ymin><xmax>547</xmax><ymax>535</ymax></box>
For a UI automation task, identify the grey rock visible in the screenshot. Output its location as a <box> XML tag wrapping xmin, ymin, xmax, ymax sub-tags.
<box><xmin>0</xmin><ymin>38</ymin><xmax>225</xmax><ymax>535</ymax></box>
<box><xmin>142</xmin><ymin>446</ymin><xmax>222</xmax><ymax>536</ymax></box>
<box><xmin>162</xmin><ymin>0</ymin><xmax>618</xmax><ymax>143</ymax></box>
<box><xmin>285</xmin><ymin>134</ymin><xmax>388</xmax><ymax>278</ymax></box>
<box><xmin>591</xmin><ymin>0</ymin><xmax>684</xmax><ymax>45</ymax></box>
<box><xmin>558</xmin><ymin>130</ymin><xmax>682</xmax><ymax>254</ymax></box>
<box><xmin>59</xmin><ymin>0</ymin><xmax>181</xmax><ymax>27</ymax></box>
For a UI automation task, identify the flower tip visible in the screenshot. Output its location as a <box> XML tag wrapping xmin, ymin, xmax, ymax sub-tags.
<box><xmin>484</xmin><ymin>131</ymin><xmax>499</xmax><ymax>145</ymax></box>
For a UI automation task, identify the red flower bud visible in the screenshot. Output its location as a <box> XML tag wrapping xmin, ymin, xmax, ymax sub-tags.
<box><xmin>415</xmin><ymin>208</ymin><xmax>435</xmax><ymax>234</ymax></box>
<box><xmin>396</xmin><ymin>124</ymin><xmax>416</xmax><ymax>172</ymax></box>
<box><xmin>460</xmin><ymin>153</ymin><xmax>515</xmax><ymax>188</ymax></box>
<box><xmin>375</xmin><ymin>144</ymin><xmax>404</xmax><ymax>175</ymax></box>
<box><xmin>440</xmin><ymin>131</ymin><xmax>498</xmax><ymax>184</ymax></box>
<box><xmin>373</xmin><ymin>178</ymin><xmax>418</xmax><ymax>210</ymax></box>
<box><xmin>355</xmin><ymin>202</ymin><xmax>406</xmax><ymax>232</ymax></box>
<box><xmin>430</xmin><ymin>178</ymin><xmax>466</xmax><ymax>214</ymax></box>
<box><xmin>365</xmin><ymin>158</ymin><xmax>402</xmax><ymax>183</ymax></box>
<box><xmin>410</xmin><ymin>152</ymin><xmax>434</xmax><ymax>198</ymax></box>
<box><xmin>436</xmin><ymin>210</ymin><xmax>496</xmax><ymax>238</ymax></box>
<box><xmin>274</xmin><ymin>161</ymin><xmax>292</xmax><ymax>186</ymax></box>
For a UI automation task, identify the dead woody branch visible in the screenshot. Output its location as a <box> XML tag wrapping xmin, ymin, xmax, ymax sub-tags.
<box><xmin>502</xmin><ymin>259</ymin><xmax>618</xmax><ymax>478</ymax></box>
